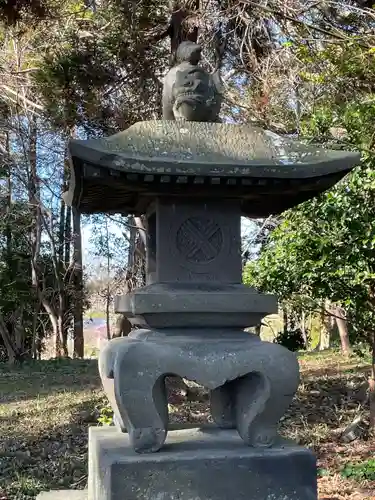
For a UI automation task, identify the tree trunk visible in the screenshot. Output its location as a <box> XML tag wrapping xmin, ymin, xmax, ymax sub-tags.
<box><xmin>127</xmin><ymin>216</ymin><xmax>136</xmax><ymax>273</ymax></box>
<box><xmin>370</xmin><ymin>332</ymin><xmax>375</xmax><ymax>429</ymax></box>
<box><xmin>58</xmin><ymin>187</ymin><xmax>69</xmax><ymax>354</ymax></box>
<box><xmin>60</xmin><ymin>154</ymin><xmax>71</xmax><ymax>350</ymax></box>
<box><xmin>334</xmin><ymin>306</ymin><xmax>351</xmax><ymax>356</ymax></box>
<box><xmin>1</xmin><ymin>130</ymin><xmax>19</xmax><ymax>362</ymax></box>
<box><xmin>105</xmin><ymin>217</ymin><xmax>111</xmax><ymax>340</ymax></box>
<box><xmin>135</xmin><ymin>216</ymin><xmax>147</xmax><ymax>286</ymax></box>
<box><xmin>38</xmin><ymin>212</ymin><xmax>66</xmax><ymax>358</ymax></box>
<box><xmin>105</xmin><ymin>293</ymin><xmax>111</xmax><ymax>340</ymax></box>
<box><xmin>42</xmin><ymin>298</ymin><xmax>63</xmax><ymax>357</ymax></box>
<box><xmin>0</xmin><ymin>313</ymin><xmax>17</xmax><ymax>364</ymax></box>
<box><xmin>31</xmin><ymin>299</ymin><xmax>41</xmax><ymax>359</ymax></box>
<box><xmin>319</xmin><ymin>302</ymin><xmax>331</xmax><ymax>350</ymax></box>
<box><xmin>125</xmin><ymin>215</ymin><xmax>147</xmax><ymax>289</ymax></box>
<box><xmin>4</xmin><ymin>130</ymin><xmax>13</xmax><ymax>281</ymax></box>
<box><xmin>28</xmin><ymin>117</ymin><xmax>42</xmax><ymax>358</ymax></box>
<box><xmin>29</xmin><ymin>117</ymin><xmax>40</xmax><ymax>286</ymax></box>
<box><xmin>58</xmin><ymin>188</ymin><xmax>66</xmax><ymax>263</ymax></box>
<box><xmin>59</xmin><ymin>292</ymin><xmax>69</xmax><ymax>357</ymax></box>
<box><xmin>168</xmin><ymin>0</ymin><xmax>200</xmax><ymax>61</ymax></box>
<box><xmin>64</xmin><ymin>206</ymin><xmax>72</xmax><ymax>267</ymax></box>
<box><xmin>301</xmin><ymin>310</ymin><xmax>308</xmax><ymax>347</ymax></box>
<box><xmin>72</xmin><ymin>207</ymin><xmax>84</xmax><ymax>358</ymax></box>
<box><xmin>54</xmin><ymin>313</ymin><xmax>63</xmax><ymax>357</ymax></box>
<box><xmin>13</xmin><ymin>307</ymin><xmax>25</xmax><ymax>355</ymax></box>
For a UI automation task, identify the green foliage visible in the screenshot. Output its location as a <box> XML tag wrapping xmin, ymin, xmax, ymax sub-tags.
<box><xmin>341</xmin><ymin>459</ymin><xmax>375</xmax><ymax>481</ymax></box>
<box><xmin>244</xmin><ymin>162</ymin><xmax>375</xmax><ymax>347</ymax></box>
<box><xmin>97</xmin><ymin>403</ymin><xmax>113</xmax><ymax>426</ymax></box>
<box><xmin>0</xmin><ymin>202</ymin><xmax>35</xmax><ymax>360</ymax></box>
<box><xmin>317</xmin><ymin>468</ymin><xmax>330</xmax><ymax>478</ymax></box>
<box><xmin>0</xmin><ymin>0</ymin><xmax>51</xmax><ymax>25</ymax></box>
<box><xmin>29</xmin><ymin>0</ymin><xmax>169</xmax><ymax>131</ymax></box>
<box><xmin>244</xmin><ymin>34</ymin><xmax>375</xmax><ymax>352</ymax></box>
<box><xmin>274</xmin><ymin>328</ymin><xmax>307</xmax><ymax>352</ymax></box>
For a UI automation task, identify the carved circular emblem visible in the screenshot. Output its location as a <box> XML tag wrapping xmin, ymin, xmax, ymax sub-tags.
<box><xmin>176</xmin><ymin>216</ymin><xmax>223</xmax><ymax>263</ymax></box>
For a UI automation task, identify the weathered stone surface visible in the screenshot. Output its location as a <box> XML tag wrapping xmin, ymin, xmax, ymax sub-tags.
<box><xmin>162</xmin><ymin>41</ymin><xmax>222</xmax><ymax>122</ymax></box>
<box><xmin>88</xmin><ymin>426</ymin><xmax>317</xmax><ymax>500</ymax></box>
<box><xmin>114</xmin><ymin>283</ymin><xmax>277</xmax><ymax>328</ymax></box>
<box><xmin>150</xmin><ymin>198</ymin><xmax>242</xmax><ymax>285</ymax></box>
<box><xmin>64</xmin><ymin>120</ymin><xmax>360</xmax><ymax>216</ymax></box>
<box><xmin>99</xmin><ymin>329</ymin><xmax>299</xmax><ymax>453</ymax></box>
<box><xmin>36</xmin><ymin>490</ymin><xmax>87</xmax><ymax>500</ymax></box>
<box><xmin>68</xmin><ymin>121</ymin><xmax>359</xmax><ymax>173</ymax></box>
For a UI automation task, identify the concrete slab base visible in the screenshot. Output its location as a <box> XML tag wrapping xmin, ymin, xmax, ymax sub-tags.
<box><xmin>88</xmin><ymin>426</ymin><xmax>317</xmax><ymax>500</ymax></box>
<box><xmin>36</xmin><ymin>490</ymin><xmax>87</xmax><ymax>500</ymax></box>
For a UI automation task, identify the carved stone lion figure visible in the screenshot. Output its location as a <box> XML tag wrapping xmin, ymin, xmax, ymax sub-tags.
<box><xmin>162</xmin><ymin>41</ymin><xmax>222</xmax><ymax>122</ymax></box>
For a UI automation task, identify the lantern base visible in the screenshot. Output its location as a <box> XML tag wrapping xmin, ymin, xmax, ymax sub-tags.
<box><xmin>87</xmin><ymin>426</ymin><xmax>317</xmax><ymax>500</ymax></box>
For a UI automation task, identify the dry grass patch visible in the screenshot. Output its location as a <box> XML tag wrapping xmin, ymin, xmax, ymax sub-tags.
<box><xmin>0</xmin><ymin>360</ymin><xmax>104</xmax><ymax>499</ymax></box>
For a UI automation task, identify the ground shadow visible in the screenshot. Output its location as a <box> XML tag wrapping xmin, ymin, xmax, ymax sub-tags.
<box><xmin>0</xmin><ymin>359</ymin><xmax>101</xmax><ymax>404</ymax></box>
<box><xmin>0</xmin><ymin>397</ymin><xmax>104</xmax><ymax>499</ymax></box>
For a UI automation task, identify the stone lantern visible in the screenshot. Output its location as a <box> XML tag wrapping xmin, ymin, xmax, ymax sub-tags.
<box><xmin>39</xmin><ymin>41</ymin><xmax>360</xmax><ymax>500</ymax></box>
<box><xmin>63</xmin><ymin>120</ymin><xmax>359</xmax><ymax>500</ymax></box>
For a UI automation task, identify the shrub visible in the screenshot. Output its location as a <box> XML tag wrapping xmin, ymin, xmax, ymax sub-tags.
<box><xmin>97</xmin><ymin>404</ymin><xmax>113</xmax><ymax>426</ymax></box>
<box><xmin>274</xmin><ymin>328</ymin><xmax>307</xmax><ymax>352</ymax></box>
<box><xmin>341</xmin><ymin>459</ymin><xmax>375</xmax><ymax>481</ymax></box>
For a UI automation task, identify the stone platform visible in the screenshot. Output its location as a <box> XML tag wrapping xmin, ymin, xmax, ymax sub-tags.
<box><xmin>88</xmin><ymin>426</ymin><xmax>316</xmax><ymax>500</ymax></box>
<box><xmin>37</xmin><ymin>491</ymin><xmax>87</xmax><ymax>500</ymax></box>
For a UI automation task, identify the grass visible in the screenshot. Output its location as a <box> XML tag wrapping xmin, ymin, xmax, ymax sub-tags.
<box><xmin>0</xmin><ymin>350</ymin><xmax>374</xmax><ymax>500</ymax></box>
<box><xmin>0</xmin><ymin>360</ymin><xmax>105</xmax><ymax>499</ymax></box>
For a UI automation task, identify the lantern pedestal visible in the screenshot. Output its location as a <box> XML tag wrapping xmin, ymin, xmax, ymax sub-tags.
<box><xmin>87</xmin><ymin>427</ymin><xmax>317</xmax><ymax>500</ymax></box>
